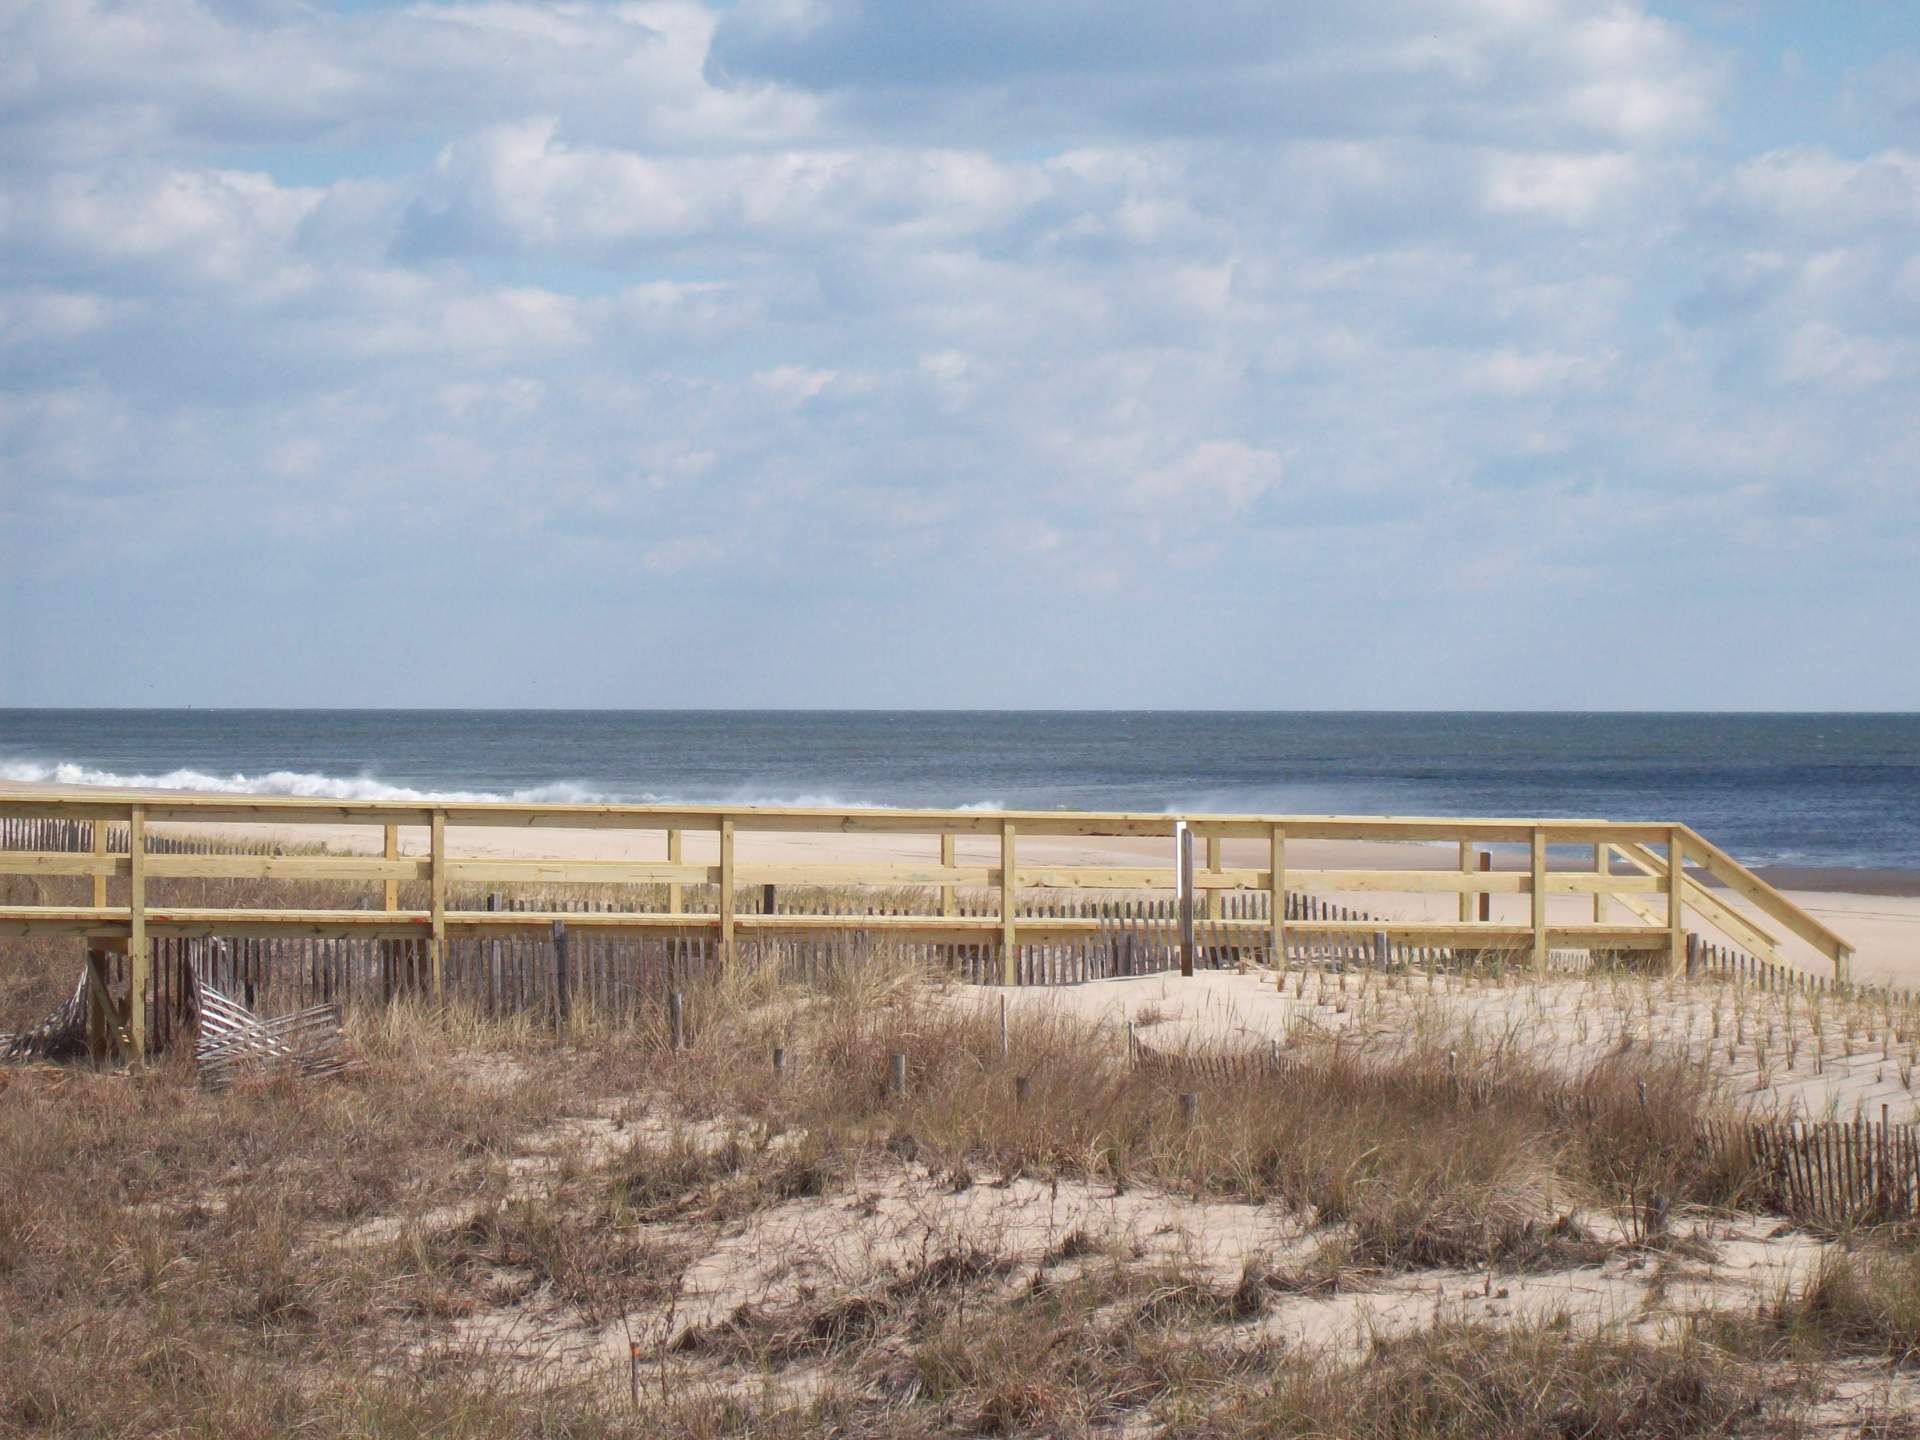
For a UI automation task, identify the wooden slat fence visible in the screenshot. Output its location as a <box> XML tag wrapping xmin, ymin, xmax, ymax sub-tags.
<box><xmin>1134</xmin><ymin>1038</ymin><xmax>1920</xmax><ymax>1229</ymax></box>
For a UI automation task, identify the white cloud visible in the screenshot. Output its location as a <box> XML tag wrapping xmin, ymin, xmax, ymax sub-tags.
<box><xmin>2</xmin><ymin>1</ymin><xmax>1916</xmax><ymax>706</ymax></box>
<box><xmin>643</xmin><ymin>536</ymin><xmax>721</xmax><ymax>573</ymax></box>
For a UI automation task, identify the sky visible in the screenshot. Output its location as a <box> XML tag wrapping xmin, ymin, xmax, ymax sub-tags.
<box><xmin>1</xmin><ymin>0</ymin><xmax>1917</xmax><ymax>710</ymax></box>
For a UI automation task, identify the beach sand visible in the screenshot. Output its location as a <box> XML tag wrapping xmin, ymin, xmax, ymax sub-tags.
<box><xmin>5</xmin><ymin>779</ymin><xmax>1917</xmax><ymax>988</ymax></box>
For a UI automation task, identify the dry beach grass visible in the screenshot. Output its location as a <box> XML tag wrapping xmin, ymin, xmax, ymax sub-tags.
<box><xmin>9</xmin><ymin>917</ymin><xmax>1920</xmax><ymax>1436</ymax></box>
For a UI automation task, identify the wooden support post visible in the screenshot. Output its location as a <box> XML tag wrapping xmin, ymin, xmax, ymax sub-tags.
<box><xmin>719</xmin><ymin>816</ymin><xmax>736</xmax><ymax>969</ymax></box>
<box><xmin>889</xmin><ymin>1052</ymin><xmax>908</xmax><ymax>1099</ymax></box>
<box><xmin>127</xmin><ymin>806</ymin><xmax>148</xmax><ymax>1063</ymax></box>
<box><xmin>429</xmin><ymin>809</ymin><xmax>446</xmax><ymax>999</ymax></box>
<box><xmin>999</xmin><ymin>819</ymin><xmax>1018</xmax><ymax>985</ymax></box>
<box><xmin>667</xmin><ymin>829</ymin><xmax>683</xmax><ymax>914</ymax></box>
<box><xmin>84</xmin><ymin>947</ymin><xmax>114</xmax><ymax>1063</ymax></box>
<box><xmin>1593</xmin><ymin>841</ymin><xmax>1607</xmax><ymax>924</ymax></box>
<box><xmin>1530</xmin><ymin>826</ymin><xmax>1547</xmax><ymax>973</ymax></box>
<box><xmin>1457</xmin><ymin>840</ymin><xmax>1474</xmax><ymax>924</ymax></box>
<box><xmin>1178</xmin><ymin>824</ymin><xmax>1195</xmax><ymax>978</ymax></box>
<box><xmin>669</xmin><ymin>989</ymin><xmax>684</xmax><ymax>1051</ymax></box>
<box><xmin>1269</xmin><ymin>824</ymin><xmax>1287</xmax><ymax>973</ymax></box>
<box><xmin>1667</xmin><ymin>827</ymin><xmax>1686</xmax><ymax>977</ymax></box>
<box><xmin>383</xmin><ymin>822</ymin><xmax>399</xmax><ymax>913</ymax></box>
<box><xmin>761</xmin><ymin>882</ymin><xmax>776</xmax><ymax>917</ymax></box>
<box><xmin>1478</xmin><ymin>849</ymin><xmax>1492</xmax><ymax>923</ymax></box>
<box><xmin>940</xmin><ymin>833</ymin><xmax>957</xmax><ymax>918</ymax></box>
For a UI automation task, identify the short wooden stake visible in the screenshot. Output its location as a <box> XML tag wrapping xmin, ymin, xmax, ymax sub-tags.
<box><xmin>669</xmin><ymin>990</ymin><xmax>685</xmax><ymax>1051</ymax></box>
<box><xmin>773</xmin><ymin>1045</ymin><xmax>786</xmax><ymax>1080</ymax></box>
<box><xmin>1014</xmin><ymin>1075</ymin><xmax>1031</xmax><ymax>1107</ymax></box>
<box><xmin>551</xmin><ymin>918</ymin><xmax>571</xmax><ymax>1031</ymax></box>
<box><xmin>890</xmin><ymin>1052</ymin><xmax>908</xmax><ymax>1099</ymax></box>
<box><xmin>1178</xmin><ymin>1092</ymin><xmax>1199</xmax><ymax>1127</ymax></box>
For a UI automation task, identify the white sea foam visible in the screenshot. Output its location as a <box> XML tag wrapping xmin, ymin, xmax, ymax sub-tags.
<box><xmin>0</xmin><ymin>759</ymin><xmax>1008</xmax><ymax>813</ymax></box>
<box><xmin>0</xmin><ymin>759</ymin><xmax>626</xmax><ymax>806</ymax></box>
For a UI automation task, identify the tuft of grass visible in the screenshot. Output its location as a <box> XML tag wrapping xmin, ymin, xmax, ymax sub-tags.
<box><xmin>1179</xmin><ymin>1320</ymin><xmax>1792</xmax><ymax>1439</ymax></box>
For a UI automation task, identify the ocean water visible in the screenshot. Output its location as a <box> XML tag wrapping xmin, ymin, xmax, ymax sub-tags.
<box><xmin>1</xmin><ymin>710</ymin><xmax>1916</xmax><ymax>870</ymax></box>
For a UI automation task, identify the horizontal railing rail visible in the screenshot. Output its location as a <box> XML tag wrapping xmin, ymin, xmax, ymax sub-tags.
<box><xmin>0</xmin><ymin>792</ymin><xmax>1855</xmax><ymax>1061</ymax></box>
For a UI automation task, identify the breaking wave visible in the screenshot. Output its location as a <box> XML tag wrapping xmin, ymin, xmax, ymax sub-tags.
<box><xmin>0</xmin><ymin>759</ymin><xmax>1006</xmax><ymax>812</ymax></box>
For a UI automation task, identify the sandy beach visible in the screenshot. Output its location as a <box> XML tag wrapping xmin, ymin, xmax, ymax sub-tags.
<box><xmin>7</xmin><ymin>779</ymin><xmax>1917</xmax><ymax>989</ymax></box>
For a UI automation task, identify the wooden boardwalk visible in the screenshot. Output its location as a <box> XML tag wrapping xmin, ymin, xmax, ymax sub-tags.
<box><xmin>1</xmin><ymin>796</ymin><xmax>1856</xmax><ymax>1063</ymax></box>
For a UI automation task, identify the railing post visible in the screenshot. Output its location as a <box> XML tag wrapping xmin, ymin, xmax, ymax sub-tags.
<box><xmin>91</xmin><ymin>816</ymin><xmax>107</xmax><ymax>910</ymax></box>
<box><xmin>429</xmin><ymin>808</ymin><xmax>446</xmax><ymax>999</ymax></box>
<box><xmin>940</xmin><ymin>832</ymin><xmax>957</xmax><ymax>918</ymax></box>
<box><xmin>1593</xmin><ymin>841</ymin><xmax>1607</xmax><ymax>925</ymax></box>
<box><xmin>383</xmin><ymin>822</ymin><xmax>399</xmax><ymax>913</ymax></box>
<box><xmin>999</xmin><ymin>818</ymin><xmax>1017</xmax><ymax>985</ymax></box>
<box><xmin>1478</xmin><ymin>850</ymin><xmax>1492</xmax><ymax>922</ymax></box>
<box><xmin>1667</xmin><ymin>826</ymin><xmax>1686</xmax><ymax>977</ymax></box>
<box><xmin>667</xmin><ymin>828</ymin><xmax>683</xmax><ymax>914</ymax></box>
<box><xmin>127</xmin><ymin>806</ymin><xmax>148</xmax><ymax>1063</ymax></box>
<box><xmin>1529</xmin><ymin>826</ymin><xmax>1547</xmax><ymax>973</ymax></box>
<box><xmin>719</xmin><ymin>816</ymin><xmax>736</xmax><ymax>970</ymax></box>
<box><xmin>1269</xmin><ymin>823</ymin><xmax>1286</xmax><ymax>972</ymax></box>
<box><xmin>1457</xmin><ymin>839</ymin><xmax>1474</xmax><ymax>924</ymax></box>
<box><xmin>1178</xmin><ymin>823</ymin><xmax>1195</xmax><ymax>978</ymax></box>
<box><xmin>1205</xmin><ymin>831</ymin><xmax>1222</xmax><ymax>922</ymax></box>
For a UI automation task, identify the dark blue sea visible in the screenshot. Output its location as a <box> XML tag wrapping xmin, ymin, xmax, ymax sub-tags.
<box><xmin>1</xmin><ymin>711</ymin><xmax>1916</xmax><ymax>871</ymax></box>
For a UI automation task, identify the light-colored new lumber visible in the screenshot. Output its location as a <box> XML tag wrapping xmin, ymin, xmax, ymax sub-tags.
<box><xmin>1000</xmin><ymin>819</ymin><xmax>1017</xmax><ymax>984</ymax></box>
<box><xmin>0</xmin><ymin>904</ymin><xmax>1678</xmax><ymax>951</ymax></box>
<box><xmin>429</xmin><ymin>809</ymin><xmax>446</xmax><ymax>997</ymax></box>
<box><xmin>1667</xmin><ymin>827</ymin><xmax>1686</xmax><ymax>977</ymax></box>
<box><xmin>383</xmin><ymin>822</ymin><xmax>399</xmax><ymax>912</ymax></box>
<box><xmin>447</xmin><ymin>859</ymin><xmax>713</xmax><ymax>885</ymax></box>
<box><xmin>1457</xmin><ymin>840</ymin><xmax>1474</xmax><ymax>924</ymax></box>
<box><xmin>1612</xmin><ymin>841</ymin><xmax>1782</xmax><ymax>961</ymax></box>
<box><xmin>0</xmin><ymin>792</ymin><xmax>1854</xmax><ymax>972</ymax></box>
<box><xmin>1270</xmin><ymin>824</ymin><xmax>1286</xmax><ymax>968</ymax></box>
<box><xmin>1205</xmin><ymin>833</ymin><xmax>1222</xmax><ymax>920</ymax></box>
<box><xmin>1678</xmin><ymin>824</ymin><xmax>1850</xmax><ymax>966</ymax></box>
<box><xmin>0</xmin><ymin>852</ymin><xmax>121</xmax><ymax>878</ymax></box>
<box><xmin>128</xmin><ymin>807</ymin><xmax>147</xmax><ymax>1063</ymax></box>
<box><xmin>1530</xmin><ymin>826</ymin><xmax>1547</xmax><ymax>972</ymax></box>
<box><xmin>92</xmin><ymin>818</ymin><xmax>107</xmax><ymax>909</ymax></box>
<box><xmin>719</xmin><ymin>817</ymin><xmax>736</xmax><ymax>968</ymax></box>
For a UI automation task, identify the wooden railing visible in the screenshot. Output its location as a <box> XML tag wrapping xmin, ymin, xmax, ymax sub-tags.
<box><xmin>0</xmin><ymin>792</ymin><xmax>1854</xmax><ymax>1060</ymax></box>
